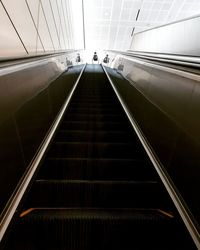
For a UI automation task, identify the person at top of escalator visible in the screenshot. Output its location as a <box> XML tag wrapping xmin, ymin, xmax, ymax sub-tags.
<box><xmin>76</xmin><ymin>53</ymin><xmax>81</xmax><ymax>63</ymax></box>
<box><xmin>103</xmin><ymin>54</ymin><xmax>109</xmax><ymax>64</ymax></box>
<box><xmin>92</xmin><ymin>51</ymin><xmax>99</xmax><ymax>64</ymax></box>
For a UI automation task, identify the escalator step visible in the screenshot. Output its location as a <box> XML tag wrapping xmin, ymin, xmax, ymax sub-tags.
<box><xmin>47</xmin><ymin>142</ymin><xmax>145</xmax><ymax>158</ymax></box>
<box><xmin>63</xmin><ymin>113</ymin><xmax>126</xmax><ymax>122</ymax></box>
<box><xmin>60</xmin><ymin>121</ymin><xmax>131</xmax><ymax>131</ymax></box>
<box><xmin>66</xmin><ymin>107</ymin><xmax>123</xmax><ymax>115</ymax></box>
<box><xmin>54</xmin><ymin>130</ymin><xmax>136</xmax><ymax>143</ymax></box>
<box><xmin>69</xmin><ymin>99</ymin><xmax>118</xmax><ymax>105</ymax></box>
<box><xmin>24</xmin><ymin>180</ymin><xmax>170</xmax><ymax>208</ymax></box>
<box><xmin>38</xmin><ymin>157</ymin><xmax>156</xmax><ymax>180</ymax></box>
<box><xmin>5</xmin><ymin>208</ymin><xmax>188</xmax><ymax>250</ymax></box>
<box><xmin>69</xmin><ymin>95</ymin><xmax>118</xmax><ymax>99</ymax></box>
<box><xmin>70</xmin><ymin>99</ymin><xmax>120</xmax><ymax>104</ymax></box>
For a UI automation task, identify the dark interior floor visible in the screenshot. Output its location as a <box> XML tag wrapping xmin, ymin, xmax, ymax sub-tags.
<box><xmin>2</xmin><ymin>64</ymin><xmax>196</xmax><ymax>250</ymax></box>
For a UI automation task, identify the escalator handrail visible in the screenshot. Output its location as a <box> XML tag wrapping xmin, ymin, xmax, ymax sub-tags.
<box><xmin>102</xmin><ymin>64</ymin><xmax>200</xmax><ymax>249</ymax></box>
<box><xmin>0</xmin><ymin>63</ymin><xmax>87</xmax><ymax>242</ymax></box>
<box><xmin>0</xmin><ymin>50</ymin><xmax>79</xmax><ymax>68</ymax></box>
<box><xmin>107</xmin><ymin>50</ymin><xmax>200</xmax><ymax>71</ymax></box>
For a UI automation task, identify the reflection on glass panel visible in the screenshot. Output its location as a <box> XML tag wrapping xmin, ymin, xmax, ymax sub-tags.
<box><xmin>41</xmin><ymin>0</ymin><xmax>60</xmax><ymax>50</ymax></box>
<box><xmin>2</xmin><ymin>0</ymin><xmax>38</xmax><ymax>53</ymax></box>
<box><xmin>38</xmin><ymin>3</ymin><xmax>54</xmax><ymax>51</ymax></box>
<box><xmin>26</xmin><ymin>0</ymin><xmax>44</xmax><ymax>52</ymax></box>
<box><xmin>0</xmin><ymin>4</ymin><xmax>26</xmax><ymax>57</ymax></box>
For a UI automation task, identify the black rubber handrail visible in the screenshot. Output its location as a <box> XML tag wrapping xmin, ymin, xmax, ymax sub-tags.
<box><xmin>0</xmin><ymin>50</ymin><xmax>80</xmax><ymax>69</ymax></box>
<box><xmin>107</xmin><ymin>50</ymin><xmax>200</xmax><ymax>72</ymax></box>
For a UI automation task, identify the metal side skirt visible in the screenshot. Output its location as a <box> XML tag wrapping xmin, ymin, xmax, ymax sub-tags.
<box><xmin>102</xmin><ymin>64</ymin><xmax>200</xmax><ymax>249</ymax></box>
<box><xmin>0</xmin><ymin>64</ymin><xmax>86</xmax><ymax>241</ymax></box>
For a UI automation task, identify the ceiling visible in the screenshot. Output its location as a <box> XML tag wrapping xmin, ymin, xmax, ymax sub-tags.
<box><xmin>81</xmin><ymin>0</ymin><xmax>200</xmax><ymax>51</ymax></box>
<box><xmin>1</xmin><ymin>0</ymin><xmax>200</xmax><ymax>57</ymax></box>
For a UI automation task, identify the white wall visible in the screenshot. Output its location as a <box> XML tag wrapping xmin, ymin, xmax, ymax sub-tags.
<box><xmin>0</xmin><ymin>0</ymin><xmax>82</xmax><ymax>58</ymax></box>
<box><xmin>130</xmin><ymin>15</ymin><xmax>200</xmax><ymax>56</ymax></box>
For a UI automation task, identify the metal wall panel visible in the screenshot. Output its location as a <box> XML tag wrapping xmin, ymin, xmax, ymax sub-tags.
<box><xmin>38</xmin><ymin>3</ymin><xmax>54</xmax><ymax>52</ymax></box>
<box><xmin>2</xmin><ymin>0</ymin><xmax>39</xmax><ymax>54</ymax></box>
<box><xmin>26</xmin><ymin>0</ymin><xmax>45</xmax><ymax>53</ymax></box>
<box><xmin>0</xmin><ymin>4</ymin><xmax>26</xmax><ymax>57</ymax></box>
<box><xmin>41</xmin><ymin>0</ymin><xmax>60</xmax><ymax>51</ymax></box>
<box><xmin>49</xmin><ymin>0</ymin><xmax>65</xmax><ymax>50</ymax></box>
<box><xmin>0</xmin><ymin>0</ymin><xmax>76</xmax><ymax>58</ymax></box>
<box><xmin>130</xmin><ymin>16</ymin><xmax>200</xmax><ymax>56</ymax></box>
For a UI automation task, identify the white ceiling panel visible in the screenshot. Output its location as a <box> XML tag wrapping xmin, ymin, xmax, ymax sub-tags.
<box><xmin>103</xmin><ymin>0</ymin><xmax>113</xmax><ymax>7</ymax></box>
<box><xmin>77</xmin><ymin>0</ymin><xmax>200</xmax><ymax>51</ymax></box>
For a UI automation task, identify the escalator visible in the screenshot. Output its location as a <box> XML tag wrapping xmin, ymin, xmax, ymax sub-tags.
<box><xmin>2</xmin><ymin>64</ymin><xmax>195</xmax><ymax>249</ymax></box>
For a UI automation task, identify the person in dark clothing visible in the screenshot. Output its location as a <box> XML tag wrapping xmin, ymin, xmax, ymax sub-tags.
<box><xmin>76</xmin><ymin>53</ymin><xmax>81</xmax><ymax>63</ymax></box>
<box><xmin>92</xmin><ymin>51</ymin><xmax>99</xmax><ymax>63</ymax></box>
<box><xmin>103</xmin><ymin>54</ymin><xmax>109</xmax><ymax>64</ymax></box>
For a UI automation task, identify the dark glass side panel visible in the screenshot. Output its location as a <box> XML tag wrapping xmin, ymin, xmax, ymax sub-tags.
<box><xmin>0</xmin><ymin>118</ymin><xmax>25</xmax><ymax>213</ymax></box>
<box><xmin>106</xmin><ymin>67</ymin><xmax>200</xmax><ymax>229</ymax></box>
<box><xmin>15</xmin><ymin>89</ymin><xmax>53</xmax><ymax>165</ymax></box>
<box><xmin>0</xmin><ymin>65</ymin><xmax>83</xmax><ymax>215</ymax></box>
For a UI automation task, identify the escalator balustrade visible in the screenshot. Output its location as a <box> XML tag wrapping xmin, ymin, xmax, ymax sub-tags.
<box><xmin>2</xmin><ymin>64</ymin><xmax>195</xmax><ymax>250</ymax></box>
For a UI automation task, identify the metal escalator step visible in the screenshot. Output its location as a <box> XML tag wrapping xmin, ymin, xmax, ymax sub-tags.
<box><xmin>69</xmin><ymin>101</ymin><xmax>118</xmax><ymax>106</ymax></box>
<box><xmin>24</xmin><ymin>180</ymin><xmax>170</xmax><ymax>208</ymax></box>
<box><xmin>38</xmin><ymin>158</ymin><xmax>156</xmax><ymax>181</ymax></box>
<box><xmin>60</xmin><ymin>121</ymin><xmax>131</xmax><ymax>130</ymax></box>
<box><xmin>72</xmin><ymin>93</ymin><xmax>115</xmax><ymax>97</ymax></box>
<box><xmin>5</xmin><ymin>208</ymin><xmax>187</xmax><ymax>250</ymax></box>
<box><xmin>47</xmin><ymin>142</ymin><xmax>145</xmax><ymax>158</ymax></box>
<box><xmin>62</xmin><ymin>113</ymin><xmax>126</xmax><ymax>122</ymax></box>
<box><xmin>66</xmin><ymin>107</ymin><xmax>123</xmax><ymax>115</ymax></box>
<box><xmin>54</xmin><ymin>130</ymin><xmax>136</xmax><ymax>143</ymax></box>
<box><xmin>71</xmin><ymin>100</ymin><xmax>116</xmax><ymax>103</ymax></box>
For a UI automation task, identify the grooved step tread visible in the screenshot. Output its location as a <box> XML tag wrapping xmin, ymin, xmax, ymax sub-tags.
<box><xmin>60</xmin><ymin>120</ymin><xmax>131</xmax><ymax>130</ymax></box>
<box><xmin>63</xmin><ymin>113</ymin><xmax>126</xmax><ymax>122</ymax></box>
<box><xmin>55</xmin><ymin>130</ymin><xmax>136</xmax><ymax>143</ymax></box>
<box><xmin>48</xmin><ymin>141</ymin><xmax>145</xmax><ymax>158</ymax></box>
<box><xmin>38</xmin><ymin>157</ymin><xmax>156</xmax><ymax>181</ymax></box>
<box><xmin>64</xmin><ymin>108</ymin><xmax>122</xmax><ymax>114</ymax></box>
<box><xmin>5</xmin><ymin>209</ymin><xmax>191</xmax><ymax>250</ymax></box>
<box><xmin>24</xmin><ymin>180</ymin><xmax>171</xmax><ymax>209</ymax></box>
<box><xmin>19</xmin><ymin>208</ymin><xmax>174</xmax><ymax>220</ymax></box>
